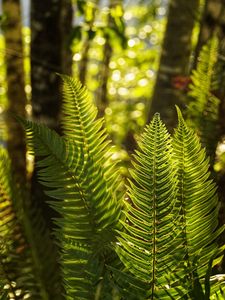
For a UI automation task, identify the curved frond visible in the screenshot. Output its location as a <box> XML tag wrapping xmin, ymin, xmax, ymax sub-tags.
<box><xmin>173</xmin><ymin>107</ymin><xmax>223</xmax><ymax>280</ymax></box>
<box><xmin>21</xmin><ymin>76</ymin><xmax>124</xmax><ymax>299</ymax></box>
<box><xmin>116</xmin><ymin>113</ymin><xmax>179</xmax><ymax>298</ymax></box>
<box><xmin>60</xmin><ymin>75</ymin><xmax>123</xmax><ymax>199</ymax></box>
<box><xmin>21</xmin><ymin>119</ymin><xmax>97</xmax><ymax>299</ymax></box>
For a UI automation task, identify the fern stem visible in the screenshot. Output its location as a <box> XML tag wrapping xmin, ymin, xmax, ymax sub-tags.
<box><xmin>151</xmin><ymin>129</ymin><xmax>157</xmax><ymax>299</ymax></box>
<box><xmin>178</xmin><ymin>129</ymin><xmax>193</xmax><ymax>283</ymax></box>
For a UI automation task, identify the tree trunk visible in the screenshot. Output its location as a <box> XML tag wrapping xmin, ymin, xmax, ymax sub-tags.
<box><xmin>30</xmin><ymin>2</ymin><xmax>73</xmax><ymax>296</ymax></box>
<box><xmin>147</xmin><ymin>0</ymin><xmax>200</xmax><ymax>130</ymax></box>
<box><xmin>2</xmin><ymin>0</ymin><xmax>27</xmax><ymax>185</ymax></box>
<box><xmin>79</xmin><ymin>0</ymin><xmax>99</xmax><ymax>85</ymax></box>
<box><xmin>98</xmin><ymin>41</ymin><xmax>112</xmax><ymax>117</ymax></box>
<box><xmin>30</xmin><ymin>0</ymin><xmax>73</xmax><ymax>227</ymax></box>
<box><xmin>60</xmin><ymin>0</ymin><xmax>73</xmax><ymax>76</ymax></box>
<box><xmin>97</xmin><ymin>0</ymin><xmax>115</xmax><ymax>118</ymax></box>
<box><xmin>31</xmin><ymin>0</ymin><xmax>73</xmax><ymax>131</ymax></box>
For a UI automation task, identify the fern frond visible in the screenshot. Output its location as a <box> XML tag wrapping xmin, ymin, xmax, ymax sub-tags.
<box><xmin>109</xmin><ymin>265</ymin><xmax>149</xmax><ymax>300</ymax></box>
<box><xmin>0</xmin><ymin>148</ymin><xmax>53</xmax><ymax>300</ymax></box>
<box><xmin>173</xmin><ymin>107</ymin><xmax>224</xmax><ymax>282</ymax></box>
<box><xmin>115</xmin><ymin>113</ymin><xmax>180</xmax><ymax>298</ymax></box>
<box><xmin>187</xmin><ymin>36</ymin><xmax>220</xmax><ymax>159</ymax></box>
<box><xmin>60</xmin><ymin>75</ymin><xmax>123</xmax><ymax>201</ymax></box>
<box><xmin>21</xmin><ymin>119</ymin><xmax>96</xmax><ymax>298</ymax></box>
<box><xmin>21</xmin><ymin>76</ymin><xmax>124</xmax><ymax>299</ymax></box>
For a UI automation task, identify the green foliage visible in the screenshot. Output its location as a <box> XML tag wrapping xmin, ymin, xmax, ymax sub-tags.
<box><xmin>186</xmin><ymin>36</ymin><xmax>220</xmax><ymax>160</ymax></box>
<box><xmin>0</xmin><ymin>148</ymin><xmax>30</xmax><ymax>300</ymax></box>
<box><xmin>114</xmin><ymin>106</ymin><xmax>224</xmax><ymax>299</ymax></box>
<box><xmin>115</xmin><ymin>113</ymin><xmax>179</xmax><ymax>297</ymax></box>
<box><xmin>173</xmin><ymin>107</ymin><xmax>222</xmax><ymax>273</ymax></box>
<box><xmin>0</xmin><ymin>148</ymin><xmax>61</xmax><ymax>300</ymax></box>
<box><xmin>0</xmin><ymin>77</ymin><xmax>225</xmax><ymax>299</ymax></box>
<box><xmin>21</xmin><ymin>76</ymin><xmax>124</xmax><ymax>299</ymax></box>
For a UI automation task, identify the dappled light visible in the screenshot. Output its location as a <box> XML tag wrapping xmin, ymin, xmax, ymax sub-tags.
<box><xmin>0</xmin><ymin>0</ymin><xmax>225</xmax><ymax>299</ymax></box>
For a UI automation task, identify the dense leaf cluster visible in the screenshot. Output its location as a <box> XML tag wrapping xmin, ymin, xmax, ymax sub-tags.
<box><xmin>0</xmin><ymin>77</ymin><xmax>225</xmax><ymax>299</ymax></box>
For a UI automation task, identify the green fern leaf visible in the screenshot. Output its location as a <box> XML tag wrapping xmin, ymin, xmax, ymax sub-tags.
<box><xmin>115</xmin><ymin>113</ymin><xmax>179</xmax><ymax>298</ymax></box>
<box><xmin>21</xmin><ymin>76</ymin><xmax>124</xmax><ymax>299</ymax></box>
<box><xmin>60</xmin><ymin>75</ymin><xmax>123</xmax><ymax>200</ymax></box>
<box><xmin>186</xmin><ymin>36</ymin><xmax>220</xmax><ymax>160</ymax></box>
<box><xmin>108</xmin><ymin>265</ymin><xmax>149</xmax><ymax>300</ymax></box>
<box><xmin>21</xmin><ymin>119</ymin><xmax>97</xmax><ymax>299</ymax></box>
<box><xmin>173</xmin><ymin>107</ymin><xmax>224</xmax><ymax>283</ymax></box>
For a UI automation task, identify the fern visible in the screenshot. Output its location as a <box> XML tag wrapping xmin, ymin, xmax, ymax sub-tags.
<box><xmin>114</xmin><ymin>107</ymin><xmax>224</xmax><ymax>299</ymax></box>
<box><xmin>1</xmin><ymin>76</ymin><xmax>224</xmax><ymax>299</ymax></box>
<box><xmin>115</xmin><ymin>113</ymin><xmax>180</xmax><ymax>298</ymax></box>
<box><xmin>21</xmin><ymin>76</ymin><xmax>124</xmax><ymax>299</ymax></box>
<box><xmin>0</xmin><ymin>146</ymin><xmax>62</xmax><ymax>300</ymax></box>
<box><xmin>0</xmin><ymin>148</ymin><xmax>34</xmax><ymax>299</ymax></box>
<box><xmin>173</xmin><ymin>107</ymin><xmax>223</xmax><ymax>272</ymax></box>
<box><xmin>60</xmin><ymin>75</ymin><xmax>123</xmax><ymax>229</ymax></box>
<box><xmin>186</xmin><ymin>36</ymin><xmax>220</xmax><ymax>160</ymax></box>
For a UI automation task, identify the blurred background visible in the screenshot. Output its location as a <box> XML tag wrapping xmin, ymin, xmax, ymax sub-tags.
<box><xmin>0</xmin><ymin>0</ymin><xmax>170</xmax><ymax>174</ymax></box>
